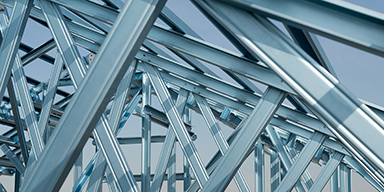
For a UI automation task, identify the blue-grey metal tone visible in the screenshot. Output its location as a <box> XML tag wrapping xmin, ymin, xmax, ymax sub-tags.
<box><xmin>19</xmin><ymin>0</ymin><xmax>167</xmax><ymax>191</ymax></box>
<box><xmin>199</xmin><ymin>0</ymin><xmax>384</xmax><ymax>180</ymax></box>
<box><xmin>37</xmin><ymin>53</ymin><xmax>63</xmax><ymax>142</ymax></box>
<box><xmin>339</xmin><ymin>163</ymin><xmax>352</xmax><ymax>192</ymax></box>
<box><xmin>255</xmin><ymin>140</ymin><xmax>264</xmax><ymax>192</ymax></box>
<box><xmin>201</xmin><ymin>87</ymin><xmax>286</xmax><ymax>191</ymax></box>
<box><xmin>265</xmin><ymin>125</ymin><xmax>307</xmax><ymax>192</ymax></box>
<box><xmin>309</xmin><ymin>152</ymin><xmax>344</xmax><ymax>192</ymax></box>
<box><xmin>141</xmin><ymin>72</ymin><xmax>152</xmax><ymax>192</ymax></box>
<box><xmin>270</xmin><ymin>150</ymin><xmax>279</xmax><ymax>192</ymax></box>
<box><xmin>0</xmin><ymin>144</ymin><xmax>25</xmax><ymax>175</ymax></box>
<box><xmin>150</xmin><ymin>88</ymin><xmax>189</xmax><ymax>192</ymax></box>
<box><xmin>194</xmin><ymin>93</ymin><xmax>251</xmax><ymax>192</ymax></box>
<box><xmin>276</xmin><ymin>131</ymin><xmax>326</xmax><ymax>191</ymax></box>
<box><xmin>143</xmin><ymin>62</ymin><xmax>209</xmax><ymax>188</ymax></box>
<box><xmin>0</xmin><ymin>0</ymin><xmax>33</xmax><ymax>104</ymax></box>
<box><xmin>0</xmin><ymin>0</ymin><xmax>383</xmax><ymax>191</ymax></box>
<box><xmin>168</xmin><ymin>141</ymin><xmax>176</xmax><ymax>192</ymax></box>
<box><xmin>331</xmin><ymin>170</ymin><xmax>339</xmax><ymax>192</ymax></box>
<box><xmin>221</xmin><ymin>0</ymin><xmax>384</xmax><ymax>57</ymax></box>
<box><xmin>6</xmin><ymin>81</ymin><xmax>29</xmax><ymax>164</ymax></box>
<box><xmin>0</xmin><ymin>9</ymin><xmax>44</xmax><ymax>162</ymax></box>
<box><xmin>87</xmin><ymin>62</ymin><xmax>137</xmax><ymax>191</ymax></box>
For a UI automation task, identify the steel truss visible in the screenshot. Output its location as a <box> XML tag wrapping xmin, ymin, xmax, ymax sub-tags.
<box><xmin>0</xmin><ymin>0</ymin><xmax>383</xmax><ymax>191</ymax></box>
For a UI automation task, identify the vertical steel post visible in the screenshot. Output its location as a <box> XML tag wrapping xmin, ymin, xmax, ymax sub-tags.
<box><xmin>255</xmin><ymin>141</ymin><xmax>264</xmax><ymax>192</ymax></box>
<box><xmin>331</xmin><ymin>168</ymin><xmax>339</xmax><ymax>192</ymax></box>
<box><xmin>270</xmin><ymin>150</ymin><xmax>279</xmax><ymax>192</ymax></box>
<box><xmin>15</xmin><ymin>170</ymin><xmax>21</xmax><ymax>192</ymax></box>
<box><xmin>142</xmin><ymin>73</ymin><xmax>151</xmax><ymax>192</ymax></box>
<box><xmin>265</xmin><ymin>125</ymin><xmax>306</xmax><ymax>192</ymax></box>
<box><xmin>183</xmin><ymin>108</ymin><xmax>191</xmax><ymax>191</ymax></box>
<box><xmin>168</xmin><ymin>142</ymin><xmax>176</xmax><ymax>192</ymax></box>
<box><xmin>340</xmin><ymin>163</ymin><xmax>351</xmax><ymax>192</ymax></box>
<box><xmin>74</xmin><ymin>152</ymin><xmax>82</xmax><ymax>184</ymax></box>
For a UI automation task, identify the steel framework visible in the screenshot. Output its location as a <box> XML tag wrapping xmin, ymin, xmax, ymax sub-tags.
<box><xmin>0</xmin><ymin>0</ymin><xmax>383</xmax><ymax>191</ymax></box>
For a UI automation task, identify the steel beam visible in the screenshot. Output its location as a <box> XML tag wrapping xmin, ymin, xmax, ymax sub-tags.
<box><xmin>71</xmin><ymin>154</ymin><xmax>97</xmax><ymax>192</ymax></box>
<box><xmin>339</xmin><ymin>163</ymin><xmax>352</xmax><ymax>192</ymax></box>
<box><xmin>265</xmin><ymin>125</ymin><xmax>306</xmax><ymax>192</ymax></box>
<box><xmin>255</xmin><ymin>141</ymin><xmax>263</xmax><ymax>192</ymax></box>
<box><xmin>220</xmin><ymin>0</ymin><xmax>384</xmax><ymax>57</ymax></box>
<box><xmin>0</xmin><ymin>0</ymin><xmax>33</xmax><ymax>103</ymax></box>
<box><xmin>270</xmin><ymin>150</ymin><xmax>279</xmax><ymax>192</ymax></box>
<box><xmin>1</xmin><ymin>0</ymin><xmax>384</xmax><ymax>119</ymax></box>
<box><xmin>331</xmin><ymin>170</ymin><xmax>339</xmax><ymax>192</ymax></box>
<box><xmin>37</xmin><ymin>53</ymin><xmax>63</xmax><ymax>142</ymax></box>
<box><xmin>87</xmin><ymin>61</ymin><xmax>138</xmax><ymax>192</ymax></box>
<box><xmin>0</xmin><ymin>144</ymin><xmax>25</xmax><ymax>175</ymax></box>
<box><xmin>7</xmin><ymin>81</ymin><xmax>29</xmax><ymax>164</ymax></box>
<box><xmin>142</xmin><ymin>62</ymin><xmax>209</xmax><ymax>188</ymax></box>
<box><xmin>150</xmin><ymin>88</ymin><xmax>189</xmax><ymax>192</ymax></box>
<box><xmin>309</xmin><ymin>152</ymin><xmax>344</xmax><ymax>192</ymax></box>
<box><xmin>183</xmin><ymin>108</ymin><xmax>192</xmax><ymax>192</ymax></box>
<box><xmin>276</xmin><ymin>132</ymin><xmax>326</xmax><ymax>191</ymax></box>
<box><xmin>344</xmin><ymin>156</ymin><xmax>384</xmax><ymax>191</ymax></box>
<box><xmin>5</xmin><ymin>0</ymin><xmax>384</xmax><ymax>122</ymax></box>
<box><xmin>201</xmin><ymin>87</ymin><xmax>286</xmax><ymax>191</ymax></box>
<box><xmin>37</xmin><ymin>0</ymin><xmax>87</xmax><ymax>88</ymax></box>
<box><xmin>194</xmin><ymin>0</ymin><xmax>384</xmax><ymax>179</ymax></box>
<box><xmin>0</xmin><ymin>9</ymin><xmax>44</xmax><ymax>162</ymax></box>
<box><xmin>20</xmin><ymin>0</ymin><xmax>167</xmax><ymax>191</ymax></box>
<box><xmin>284</xmin><ymin>26</ymin><xmax>336</xmax><ymax>78</ymax></box>
<box><xmin>168</xmin><ymin>139</ymin><xmax>176</xmax><ymax>192</ymax></box>
<box><xmin>20</xmin><ymin>38</ymin><xmax>56</xmax><ymax>66</ymax></box>
<box><xmin>194</xmin><ymin>93</ymin><xmax>251</xmax><ymax>192</ymax></box>
<box><xmin>73</xmin><ymin>90</ymin><xmax>141</xmax><ymax>192</ymax></box>
<box><xmin>0</xmin><ymin>183</ymin><xmax>6</xmax><ymax>192</ymax></box>
<box><xmin>142</xmin><ymin>72</ymin><xmax>152</xmax><ymax>192</ymax></box>
<box><xmin>159</xmin><ymin>6</ymin><xmax>260</xmax><ymax>93</ymax></box>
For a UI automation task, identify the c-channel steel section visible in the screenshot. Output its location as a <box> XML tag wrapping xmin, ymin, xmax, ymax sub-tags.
<box><xmin>150</xmin><ymin>88</ymin><xmax>189</xmax><ymax>192</ymax></box>
<box><xmin>309</xmin><ymin>152</ymin><xmax>344</xmax><ymax>192</ymax></box>
<box><xmin>141</xmin><ymin>72</ymin><xmax>152</xmax><ymax>192</ymax></box>
<box><xmin>220</xmin><ymin>0</ymin><xmax>384</xmax><ymax>57</ymax></box>
<box><xmin>0</xmin><ymin>0</ymin><xmax>34</xmax><ymax>106</ymax></box>
<box><xmin>194</xmin><ymin>93</ymin><xmax>251</xmax><ymax>192</ymax></box>
<box><xmin>20</xmin><ymin>0</ymin><xmax>167</xmax><ymax>191</ymax></box>
<box><xmin>142</xmin><ymin>62</ymin><xmax>210</xmax><ymax>188</ymax></box>
<box><xmin>266</xmin><ymin>125</ymin><xmax>308</xmax><ymax>192</ymax></box>
<box><xmin>275</xmin><ymin>131</ymin><xmax>326</xmax><ymax>191</ymax></box>
<box><xmin>37</xmin><ymin>53</ymin><xmax>64</xmax><ymax>142</ymax></box>
<box><xmin>201</xmin><ymin>87</ymin><xmax>286</xmax><ymax>192</ymax></box>
<box><xmin>86</xmin><ymin>61</ymin><xmax>138</xmax><ymax>192</ymax></box>
<box><xmin>6</xmin><ymin>0</ymin><xmax>383</xmax><ymax>122</ymax></box>
<box><xmin>254</xmin><ymin>140</ymin><xmax>264</xmax><ymax>192</ymax></box>
<box><xmin>72</xmin><ymin>89</ymin><xmax>142</xmax><ymax>192</ymax></box>
<box><xmin>0</xmin><ymin>7</ymin><xmax>45</xmax><ymax>162</ymax></box>
<box><xmin>36</xmin><ymin>1</ymin><xmax>138</xmax><ymax>191</ymax></box>
<box><xmin>194</xmin><ymin>0</ymin><xmax>384</xmax><ymax>179</ymax></box>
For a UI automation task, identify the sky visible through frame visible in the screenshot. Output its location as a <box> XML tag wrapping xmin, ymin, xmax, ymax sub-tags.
<box><xmin>0</xmin><ymin>0</ymin><xmax>384</xmax><ymax>191</ymax></box>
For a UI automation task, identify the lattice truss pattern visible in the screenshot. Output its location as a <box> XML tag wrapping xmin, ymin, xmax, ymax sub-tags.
<box><xmin>0</xmin><ymin>0</ymin><xmax>383</xmax><ymax>191</ymax></box>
